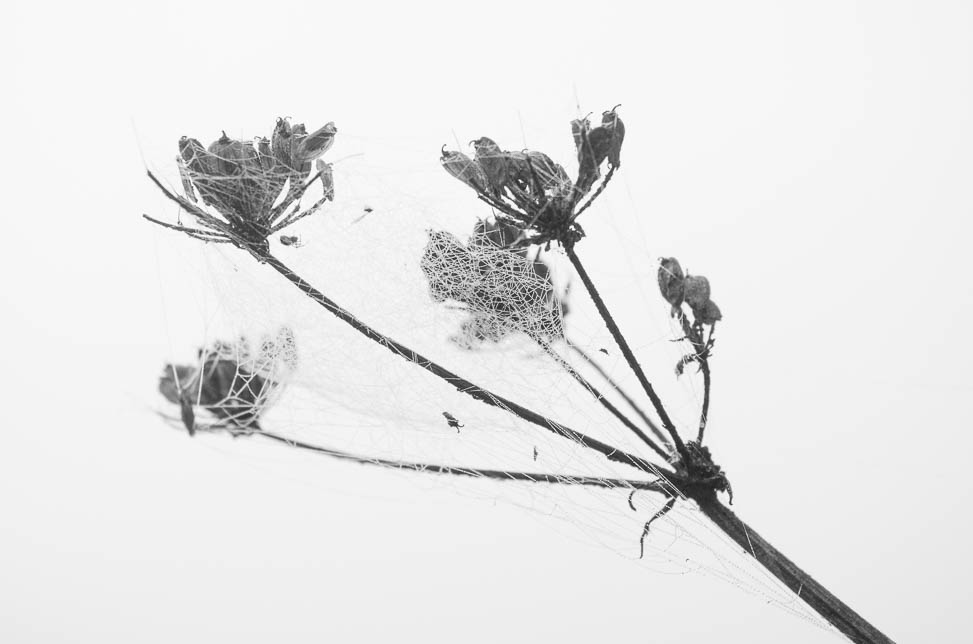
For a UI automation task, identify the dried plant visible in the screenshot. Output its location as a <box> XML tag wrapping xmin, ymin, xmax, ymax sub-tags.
<box><xmin>145</xmin><ymin>112</ymin><xmax>893</xmax><ymax>644</ymax></box>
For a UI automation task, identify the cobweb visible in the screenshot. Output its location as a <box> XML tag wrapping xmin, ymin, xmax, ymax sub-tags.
<box><xmin>148</xmin><ymin>120</ymin><xmax>833</xmax><ymax>635</ymax></box>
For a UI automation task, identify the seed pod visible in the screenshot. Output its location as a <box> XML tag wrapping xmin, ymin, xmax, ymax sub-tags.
<box><xmin>527</xmin><ymin>150</ymin><xmax>571</xmax><ymax>194</ymax></box>
<box><xmin>179</xmin><ymin>137</ymin><xmax>216</xmax><ymax>175</ymax></box>
<box><xmin>574</xmin><ymin>118</ymin><xmax>609</xmax><ymax>195</ymax></box>
<box><xmin>441</xmin><ymin>147</ymin><xmax>490</xmax><ymax>193</ymax></box>
<box><xmin>471</xmin><ymin>137</ymin><xmax>509</xmax><ymax>197</ymax></box>
<box><xmin>699</xmin><ymin>299</ymin><xmax>722</xmax><ymax>325</ymax></box>
<box><xmin>585</xmin><ymin>125</ymin><xmax>613</xmax><ymax>168</ymax></box>
<box><xmin>601</xmin><ymin>106</ymin><xmax>625</xmax><ymax>169</ymax></box>
<box><xmin>208</xmin><ymin>132</ymin><xmax>260</xmax><ymax>176</ymax></box>
<box><xmin>683</xmin><ymin>275</ymin><xmax>711</xmax><ymax>310</ymax></box>
<box><xmin>658</xmin><ymin>257</ymin><xmax>685</xmax><ymax>310</ymax></box>
<box><xmin>297</xmin><ymin>122</ymin><xmax>337</xmax><ymax>163</ymax></box>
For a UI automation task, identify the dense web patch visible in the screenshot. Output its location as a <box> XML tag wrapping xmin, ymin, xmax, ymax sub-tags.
<box><xmin>146</xmin><ymin>113</ymin><xmax>836</xmax><ymax>637</ymax></box>
<box><xmin>420</xmin><ymin>219</ymin><xmax>568</xmax><ymax>347</ymax></box>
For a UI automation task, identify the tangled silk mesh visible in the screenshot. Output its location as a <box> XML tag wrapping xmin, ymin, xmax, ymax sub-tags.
<box><xmin>152</xmin><ymin>136</ymin><xmax>828</xmax><ymax>632</ymax></box>
<box><xmin>420</xmin><ymin>223</ymin><xmax>566</xmax><ymax>347</ymax></box>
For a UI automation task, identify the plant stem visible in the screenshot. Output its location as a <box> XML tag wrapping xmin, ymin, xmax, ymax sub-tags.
<box><xmin>255</xmin><ymin>429</ymin><xmax>674</xmax><ymax>492</ymax></box>
<box><xmin>565</xmin><ymin>339</ymin><xmax>669</xmax><ymax>447</ymax></box>
<box><xmin>257</xmin><ymin>250</ymin><xmax>661</xmax><ymax>477</ymax></box>
<box><xmin>698</xmin><ymin>359</ymin><xmax>711</xmax><ymax>443</ymax></box>
<box><xmin>564</xmin><ymin>244</ymin><xmax>689</xmax><ymax>461</ymax></box>
<box><xmin>535</xmin><ymin>338</ymin><xmax>670</xmax><ymax>461</ymax></box>
<box><xmin>695</xmin><ymin>495</ymin><xmax>895</xmax><ymax>644</ymax></box>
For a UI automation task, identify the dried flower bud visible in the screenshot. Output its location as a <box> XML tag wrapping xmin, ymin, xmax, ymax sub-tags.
<box><xmin>511</xmin><ymin>150</ymin><xmax>572</xmax><ymax>197</ymax></box>
<box><xmin>658</xmin><ymin>257</ymin><xmax>685</xmax><ymax>310</ymax></box>
<box><xmin>441</xmin><ymin>147</ymin><xmax>490</xmax><ymax>193</ymax></box>
<box><xmin>699</xmin><ymin>299</ymin><xmax>722</xmax><ymax>325</ymax></box>
<box><xmin>178</xmin><ymin>137</ymin><xmax>216</xmax><ymax>175</ymax></box>
<box><xmin>207</xmin><ymin>132</ymin><xmax>260</xmax><ymax>176</ymax></box>
<box><xmin>159</xmin><ymin>353</ymin><xmax>272</xmax><ymax>430</ymax></box>
<box><xmin>683</xmin><ymin>275</ymin><xmax>711</xmax><ymax>310</ymax></box>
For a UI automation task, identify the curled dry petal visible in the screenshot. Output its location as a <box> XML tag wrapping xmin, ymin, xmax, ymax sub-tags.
<box><xmin>658</xmin><ymin>257</ymin><xmax>685</xmax><ymax>310</ymax></box>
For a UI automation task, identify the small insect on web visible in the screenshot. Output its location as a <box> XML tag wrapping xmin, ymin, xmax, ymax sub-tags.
<box><xmin>441</xmin><ymin>411</ymin><xmax>464</xmax><ymax>432</ymax></box>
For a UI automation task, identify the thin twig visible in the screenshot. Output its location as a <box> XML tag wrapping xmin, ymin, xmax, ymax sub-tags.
<box><xmin>254</xmin><ymin>429</ymin><xmax>673</xmax><ymax>492</ymax></box>
<box><xmin>565</xmin><ymin>244</ymin><xmax>690</xmax><ymax>463</ymax></box>
<box><xmin>675</xmin><ymin>309</ymin><xmax>713</xmax><ymax>444</ymax></box>
<box><xmin>565</xmin><ymin>338</ymin><xmax>669</xmax><ymax>448</ymax></box>
<box><xmin>535</xmin><ymin>338</ymin><xmax>670</xmax><ymax>461</ymax></box>
<box><xmin>698</xmin><ymin>359</ymin><xmax>712</xmax><ymax>443</ymax></box>
<box><xmin>570</xmin><ymin>165</ymin><xmax>616</xmax><ymax>223</ymax></box>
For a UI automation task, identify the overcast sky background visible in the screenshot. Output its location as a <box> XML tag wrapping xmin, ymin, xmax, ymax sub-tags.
<box><xmin>4</xmin><ymin>1</ymin><xmax>972</xmax><ymax>642</ymax></box>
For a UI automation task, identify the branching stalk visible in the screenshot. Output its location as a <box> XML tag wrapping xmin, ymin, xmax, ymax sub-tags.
<box><xmin>565</xmin><ymin>338</ymin><xmax>669</xmax><ymax>448</ymax></box>
<box><xmin>535</xmin><ymin>338</ymin><xmax>669</xmax><ymax>460</ymax></box>
<box><xmin>256</xmin><ymin>249</ymin><xmax>662</xmax><ymax>478</ymax></box>
<box><xmin>564</xmin><ymin>244</ymin><xmax>689</xmax><ymax>462</ymax></box>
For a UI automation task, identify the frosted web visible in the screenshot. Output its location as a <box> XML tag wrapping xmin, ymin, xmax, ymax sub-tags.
<box><xmin>147</xmin><ymin>115</ymin><xmax>834</xmax><ymax>636</ymax></box>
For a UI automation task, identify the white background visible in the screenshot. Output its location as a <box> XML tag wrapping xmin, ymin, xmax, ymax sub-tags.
<box><xmin>4</xmin><ymin>1</ymin><xmax>972</xmax><ymax>642</ymax></box>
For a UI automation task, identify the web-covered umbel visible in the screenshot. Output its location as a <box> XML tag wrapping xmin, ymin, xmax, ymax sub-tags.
<box><xmin>148</xmin><ymin>115</ymin><xmax>832</xmax><ymax>635</ymax></box>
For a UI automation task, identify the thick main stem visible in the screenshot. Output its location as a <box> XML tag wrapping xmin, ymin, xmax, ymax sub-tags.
<box><xmin>565</xmin><ymin>244</ymin><xmax>688</xmax><ymax>461</ymax></box>
<box><xmin>696</xmin><ymin>495</ymin><xmax>895</xmax><ymax>644</ymax></box>
<box><xmin>258</xmin><ymin>250</ymin><xmax>660</xmax><ymax>477</ymax></box>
